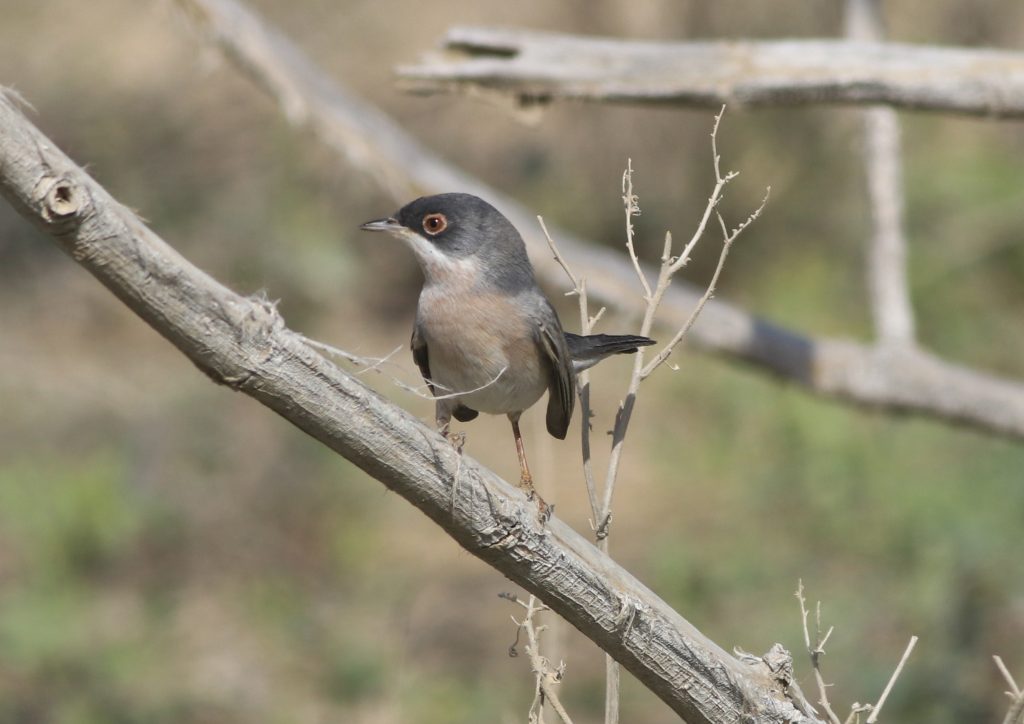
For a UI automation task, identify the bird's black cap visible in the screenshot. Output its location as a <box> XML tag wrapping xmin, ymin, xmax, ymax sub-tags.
<box><xmin>361</xmin><ymin>193</ymin><xmax>537</xmax><ymax>293</ymax></box>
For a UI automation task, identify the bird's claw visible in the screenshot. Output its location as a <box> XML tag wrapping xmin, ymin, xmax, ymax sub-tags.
<box><xmin>447</xmin><ymin>430</ymin><xmax>466</xmax><ymax>453</ymax></box>
<box><xmin>520</xmin><ymin>473</ymin><xmax>552</xmax><ymax>523</ymax></box>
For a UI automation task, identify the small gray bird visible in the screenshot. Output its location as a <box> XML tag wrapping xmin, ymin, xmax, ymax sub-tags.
<box><xmin>361</xmin><ymin>193</ymin><xmax>653</xmax><ymax>511</ymax></box>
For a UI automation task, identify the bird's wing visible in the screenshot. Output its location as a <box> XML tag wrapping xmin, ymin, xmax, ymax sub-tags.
<box><xmin>412</xmin><ymin>321</ymin><xmax>478</xmax><ymax>422</ymax></box>
<box><xmin>537</xmin><ymin>303</ymin><xmax>576</xmax><ymax>440</ymax></box>
<box><xmin>411</xmin><ymin>322</ymin><xmax>434</xmax><ymax>395</ymax></box>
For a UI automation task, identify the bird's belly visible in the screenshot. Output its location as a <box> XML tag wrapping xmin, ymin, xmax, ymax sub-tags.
<box><xmin>428</xmin><ymin>345</ymin><xmax>547</xmax><ymax>414</ymax></box>
<box><xmin>419</xmin><ymin>292</ymin><xmax>547</xmax><ymax>415</ymax></box>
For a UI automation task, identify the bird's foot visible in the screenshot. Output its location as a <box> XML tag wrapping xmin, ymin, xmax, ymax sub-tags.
<box><xmin>519</xmin><ymin>471</ymin><xmax>552</xmax><ymax>523</ymax></box>
<box><xmin>446</xmin><ymin>430</ymin><xmax>466</xmax><ymax>453</ymax></box>
<box><xmin>535</xmin><ymin>497</ymin><xmax>553</xmax><ymax>524</ymax></box>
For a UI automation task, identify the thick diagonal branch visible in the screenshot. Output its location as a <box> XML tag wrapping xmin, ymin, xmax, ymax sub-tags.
<box><xmin>400</xmin><ymin>26</ymin><xmax>1024</xmax><ymax>119</ymax></box>
<box><xmin>0</xmin><ymin>91</ymin><xmax>816</xmax><ymax>724</ymax></box>
<box><xmin>171</xmin><ymin>0</ymin><xmax>1024</xmax><ymax>443</ymax></box>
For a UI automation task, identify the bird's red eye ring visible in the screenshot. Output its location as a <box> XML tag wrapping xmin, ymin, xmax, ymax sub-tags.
<box><xmin>422</xmin><ymin>213</ymin><xmax>448</xmax><ymax>236</ymax></box>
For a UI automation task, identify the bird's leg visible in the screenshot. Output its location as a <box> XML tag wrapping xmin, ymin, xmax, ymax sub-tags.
<box><xmin>510</xmin><ymin>415</ymin><xmax>550</xmax><ymax>521</ymax></box>
<box><xmin>437</xmin><ymin>402</ymin><xmax>464</xmax><ymax>449</ymax></box>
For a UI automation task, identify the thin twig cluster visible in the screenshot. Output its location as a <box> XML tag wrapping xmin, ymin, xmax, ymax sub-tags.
<box><xmin>500</xmin><ymin>593</ymin><xmax>575</xmax><ymax>724</ymax></box>
<box><xmin>534</xmin><ymin>107</ymin><xmax>768</xmax><ymax>724</ymax></box>
<box><xmin>542</xmin><ymin>107</ymin><xmax>770</xmax><ymax>545</ymax></box>
<box><xmin>796</xmin><ymin>580</ymin><xmax>918</xmax><ymax>724</ymax></box>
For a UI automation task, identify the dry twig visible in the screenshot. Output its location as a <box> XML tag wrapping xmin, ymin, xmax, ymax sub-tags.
<box><xmin>302</xmin><ymin>335</ymin><xmax>508</xmax><ymax>402</ymax></box>
<box><xmin>597</xmin><ymin>109</ymin><xmax>768</xmax><ymax>537</ymax></box>
<box><xmin>864</xmin><ymin>636</ymin><xmax>917</xmax><ymax>723</ymax></box>
<box><xmin>794</xmin><ymin>581</ymin><xmax>919</xmax><ymax>724</ymax></box>
<box><xmin>995</xmin><ymin>656</ymin><xmax>1023</xmax><ymax>698</ymax></box>
<box><xmin>993</xmin><ymin>657</ymin><xmax>1024</xmax><ymax>724</ymax></box>
<box><xmin>796</xmin><ymin>581</ymin><xmax>842</xmax><ymax>724</ymax></box>
<box><xmin>539</xmin><ymin>110</ymin><xmax>767</xmax><ymax>723</ymax></box>
<box><xmin>539</xmin><ymin>214</ymin><xmax>621</xmax><ymax>723</ymax></box>
<box><xmin>502</xmin><ymin>593</ymin><xmax>574</xmax><ymax>724</ymax></box>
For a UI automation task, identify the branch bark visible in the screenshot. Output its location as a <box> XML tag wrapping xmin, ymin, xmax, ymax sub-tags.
<box><xmin>171</xmin><ymin>0</ymin><xmax>1024</xmax><ymax>444</ymax></box>
<box><xmin>399</xmin><ymin>26</ymin><xmax>1024</xmax><ymax>119</ymax></box>
<box><xmin>0</xmin><ymin>90</ymin><xmax>815</xmax><ymax>724</ymax></box>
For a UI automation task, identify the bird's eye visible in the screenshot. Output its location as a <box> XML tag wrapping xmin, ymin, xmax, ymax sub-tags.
<box><xmin>422</xmin><ymin>213</ymin><xmax>448</xmax><ymax>236</ymax></box>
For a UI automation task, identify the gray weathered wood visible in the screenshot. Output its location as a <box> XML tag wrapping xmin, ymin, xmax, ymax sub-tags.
<box><xmin>0</xmin><ymin>91</ymin><xmax>816</xmax><ymax>724</ymax></box>
<box><xmin>400</xmin><ymin>26</ymin><xmax>1024</xmax><ymax>118</ymax></box>
<box><xmin>173</xmin><ymin>0</ymin><xmax>1024</xmax><ymax>444</ymax></box>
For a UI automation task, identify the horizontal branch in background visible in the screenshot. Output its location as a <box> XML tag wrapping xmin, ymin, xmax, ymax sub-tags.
<box><xmin>0</xmin><ymin>91</ymin><xmax>817</xmax><ymax>724</ymax></box>
<box><xmin>173</xmin><ymin>0</ymin><xmax>1024</xmax><ymax>444</ymax></box>
<box><xmin>400</xmin><ymin>26</ymin><xmax>1024</xmax><ymax>119</ymax></box>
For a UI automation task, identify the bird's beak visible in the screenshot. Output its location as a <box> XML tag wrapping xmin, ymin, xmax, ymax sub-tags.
<box><xmin>359</xmin><ymin>217</ymin><xmax>400</xmax><ymax>232</ymax></box>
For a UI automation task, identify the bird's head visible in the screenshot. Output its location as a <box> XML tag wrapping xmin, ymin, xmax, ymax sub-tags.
<box><xmin>360</xmin><ymin>193</ymin><xmax>534</xmax><ymax>291</ymax></box>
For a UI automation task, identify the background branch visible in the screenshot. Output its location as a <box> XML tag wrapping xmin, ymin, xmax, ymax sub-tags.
<box><xmin>172</xmin><ymin>0</ymin><xmax>1024</xmax><ymax>444</ymax></box>
<box><xmin>0</xmin><ymin>90</ymin><xmax>816</xmax><ymax>724</ymax></box>
<box><xmin>399</xmin><ymin>26</ymin><xmax>1024</xmax><ymax>119</ymax></box>
<box><xmin>845</xmin><ymin>0</ymin><xmax>916</xmax><ymax>346</ymax></box>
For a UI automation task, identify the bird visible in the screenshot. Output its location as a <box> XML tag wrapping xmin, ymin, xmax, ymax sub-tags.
<box><xmin>360</xmin><ymin>193</ymin><xmax>654</xmax><ymax>514</ymax></box>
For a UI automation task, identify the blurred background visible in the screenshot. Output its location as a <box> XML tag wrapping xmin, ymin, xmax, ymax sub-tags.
<box><xmin>1</xmin><ymin>1</ymin><xmax>1023</xmax><ymax>722</ymax></box>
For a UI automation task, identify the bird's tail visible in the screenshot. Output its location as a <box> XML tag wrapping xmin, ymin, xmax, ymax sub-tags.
<box><xmin>564</xmin><ymin>332</ymin><xmax>656</xmax><ymax>372</ymax></box>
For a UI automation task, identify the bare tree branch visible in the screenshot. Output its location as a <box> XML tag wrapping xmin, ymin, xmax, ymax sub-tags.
<box><xmin>845</xmin><ymin>0</ymin><xmax>916</xmax><ymax>346</ymax></box>
<box><xmin>170</xmin><ymin>0</ymin><xmax>1024</xmax><ymax>444</ymax></box>
<box><xmin>399</xmin><ymin>26</ymin><xmax>1024</xmax><ymax>119</ymax></box>
<box><xmin>0</xmin><ymin>90</ymin><xmax>817</xmax><ymax>724</ymax></box>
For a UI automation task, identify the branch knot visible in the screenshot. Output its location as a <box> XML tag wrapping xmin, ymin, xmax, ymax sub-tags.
<box><xmin>37</xmin><ymin>175</ymin><xmax>86</xmax><ymax>228</ymax></box>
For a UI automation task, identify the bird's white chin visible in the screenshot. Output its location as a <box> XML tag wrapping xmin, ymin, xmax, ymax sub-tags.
<box><xmin>385</xmin><ymin>226</ymin><xmax>479</xmax><ymax>284</ymax></box>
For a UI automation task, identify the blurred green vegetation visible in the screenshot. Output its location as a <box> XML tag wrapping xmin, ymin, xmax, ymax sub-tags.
<box><xmin>1</xmin><ymin>1</ymin><xmax>1023</xmax><ymax>722</ymax></box>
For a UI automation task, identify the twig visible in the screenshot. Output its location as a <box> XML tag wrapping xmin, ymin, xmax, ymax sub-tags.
<box><xmin>864</xmin><ymin>636</ymin><xmax>917</xmax><ymax>723</ymax></box>
<box><xmin>995</xmin><ymin>656</ymin><xmax>1022</xmax><ymax>698</ymax></box>
<box><xmin>1004</xmin><ymin>697</ymin><xmax>1024</xmax><ymax>724</ymax></box>
<box><xmin>300</xmin><ymin>336</ymin><xmax>404</xmax><ymax>374</ymax></box>
<box><xmin>600</xmin><ymin>108</ymin><xmax>767</xmax><ymax>528</ymax></box>
<box><xmin>639</xmin><ymin>186</ymin><xmax>769</xmax><ymax>380</ymax></box>
<box><xmin>542</xmin><ymin>114</ymin><xmax>765</xmax><ymax>724</ymax></box>
<box><xmin>538</xmin><ymin>216</ymin><xmax>602</xmax><ymax>525</ymax></box>
<box><xmin>539</xmin><ymin>214</ymin><xmax>613</xmax><ymax>723</ymax></box>
<box><xmin>796</xmin><ymin>581</ymin><xmax>842</xmax><ymax>724</ymax></box>
<box><xmin>622</xmin><ymin>159</ymin><xmax>652</xmax><ymax>301</ymax></box>
<box><xmin>841</xmin><ymin>703</ymin><xmax>873</xmax><ymax>724</ymax></box>
<box><xmin>502</xmin><ymin>593</ymin><xmax>575</xmax><ymax>724</ymax></box>
<box><xmin>638</xmin><ymin>107</ymin><xmax>769</xmax><ymax>378</ymax></box>
<box><xmin>993</xmin><ymin>657</ymin><xmax>1024</xmax><ymax>724</ymax></box>
<box><xmin>302</xmin><ymin>334</ymin><xmax>509</xmax><ymax>402</ymax></box>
